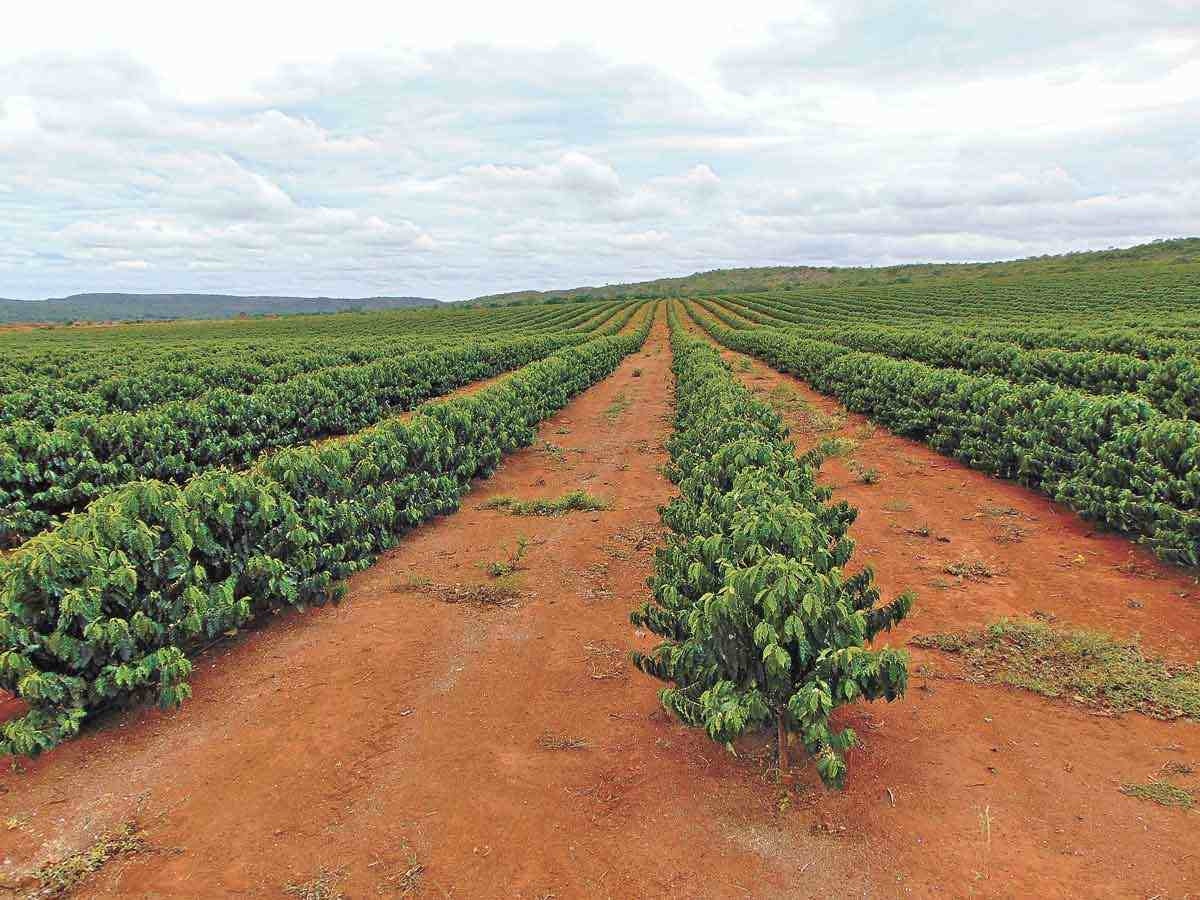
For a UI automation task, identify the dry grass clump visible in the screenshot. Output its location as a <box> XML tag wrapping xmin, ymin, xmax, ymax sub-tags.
<box><xmin>913</xmin><ymin>619</ymin><xmax>1200</xmax><ymax>719</ymax></box>
<box><xmin>538</xmin><ymin>731</ymin><xmax>592</xmax><ymax>751</ymax></box>
<box><xmin>29</xmin><ymin>821</ymin><xmax>148</xmax><ymax>898</ymax></box>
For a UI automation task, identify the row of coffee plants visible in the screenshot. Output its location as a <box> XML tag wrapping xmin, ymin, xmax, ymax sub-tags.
<box><xmin>630</xmin><ymin>303</ymin><xmax>912</xmax><ymax>787</ymax></box>
<box><xmin>0</xmin><ymin>300</ymin><xmax>625</xmax><ymax>427</ymax></box>
<box><xmin>720</xmin><ymin>290</ymin><xmax>1200</xmax><ymax>357</ymax></box>
<box><xmin>686</xmin><ymin>302</ymin><xmax>1200</xmax><ymax>566</ymax></box>
<box><xmin>702</xmin><ymin>298</ymin><xmax>1200</xmax><ymax>421</ymax></box>
<box><xmin>0</xmin><ymin>333</ymin><xmax>591</xmax><ymax>546</ymax></box>
<box><xmin>705</xmin><ymin>245</ymin><xmax>1200</xmax><ymax>333</ymax></box>
<box><xmin>0</xmin><ymin>307</ymin><xmax>654</xmax><ymax>755</ymax></box>
<box><xmin>1</xmin><ymin>301</ymin><xmax>646</xmax><ymax>545</ymax></box>
<box><xmin>0</xmin><ymin>297</ymin><xmax>615</xmax><ymax>379</ymax></box>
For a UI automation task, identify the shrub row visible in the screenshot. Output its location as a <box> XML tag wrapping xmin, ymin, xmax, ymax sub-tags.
<box><xmin>688</xmin><ymin>303</ymin><xmax>1200</xmax><ymax>566</ymax></box>
<box><xmin>0</xmin><ymin>333</ymin><xmax>592</xmax><ymax>546</ymax></box>
<box><xmin>707</xmin><ymin>297</ymin><xmax>1200</xmax><ymax>420</ymax></box>
<box><xmin>631</xmin><ymin>304</ymin><xmax>911</xmax><ymax>787</ymax></box>
<box><xmin>0</xmin><ymin>311</ymin><xmax>652</xmax><ymax>756</ymax></box>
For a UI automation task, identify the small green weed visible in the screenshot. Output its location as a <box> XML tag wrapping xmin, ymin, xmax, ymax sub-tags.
<box><xmin>32</xmin><ymin>822</ymin><xmax>148</xmax><ymax>898</ymax></box>
<box><xmin>1120</xmin><ymin>780</ymin><xmax>1194</xmax><ymax>809</ymax></box>
<box><xmin>483</xmin><ymin>490</ymin><xmax>609</xmax><ymax>517</ymax></box>
<box><xmin>605</xmin><ymin>391</ymin><xmax>632</xmax><ymax>422</ymax></box>
<box><xmin>486</xmin><ymin>535</ymin><xmax>531</xmax><ymax>577</ymax></box>
<box><xmin>848</xmin><ymin>460</ymin><xmax>882</xmax><ymax>485</ymax></box>
<box><xmin>811</xmin><ymin>436</ymin><xmax>858</xmax><ymax>461</ymax></box>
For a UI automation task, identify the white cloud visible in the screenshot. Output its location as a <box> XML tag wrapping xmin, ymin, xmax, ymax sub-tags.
<box><xmin>0</xmin><ymin>2</ymin><xmax>1196</xmax><ymax>299</ymax></box>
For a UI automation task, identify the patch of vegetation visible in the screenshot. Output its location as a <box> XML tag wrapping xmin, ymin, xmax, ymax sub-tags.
<box><xmin>944</xmin><ymin>557</ymin><xmax>1003</xmax><ymax>580</ymax></box>
<box><xmin>483</xmin><ymin>489</ymin><xmax>609</xmax><ymax>517</ymax></box>
<box><xmin>811</xmin><ymin>436</ymin><xmax>858</xmax><ymax>461</ymax></box>
<box><xmin>990</xmin><ymin>521</ymin><xmax>1027</xmax><ymax>543</ymax></box>
<box><xmin>31</xmin><ymin>821</ymin><xmax>148</xmax><ymax>898</ymax></box>
<box><xmin>485</xmin><ymin>536</ymin><xmax>531</xmax><ymax>578</ymax></box>
<box><xmin>848</xmin><ymin>460</ymin><xmax>882</xmax><ymax>485</ymax></box>
<box><xmin>912</xmin><ymin>619</ymin><xmax>1200</xmax><ymax>719</ymax></box>
<box><xmin>430</xmin><ymin>580</ymin><xmax>521</xmax><ymax>606</ymax></box>
<box><xmin>604</xmin><ymin>390</ymin><xmax>632</xmax><ymax>422</ymax></box>
<box><xmin>632</xmin><ymin>368</ymin><xmax>643</xmax><ymax>378</ymax></box>
<box><xmin>284</xmin><ymin>865</ymin><xmax>349</xmax><ymax>900</ymax></box>
<box><xmin>537</xmin><ymin>731</ymin><xmax>592</xmax><ymax>751</ymax></box>
<box><xmin>765</xmin><ymin>384</ymin><xmax>846</xmax><ymax>433</ymax></box>
<box><xmin>1120</xmin><ymin>780</ymin><xmax>1194</xmax><ymax>809</ymax></box>
<box><xmin>582</xmin><ymin>640</ymin><xmax>627</xmax><ymax>681</ymax></box>
<box><xmin>737</xmin><ymin>358</ymin><xmax>753</xmax><ymax>372</ymax></box>
<box><xmin>882</xmin><ymin>499</ymin><xmax>912</xmax><ymax>513</ymax></box>
<box><xmin>539</xmin><ymin>441</ymin><xmax>567</xmax><ymax>463</ymax></box>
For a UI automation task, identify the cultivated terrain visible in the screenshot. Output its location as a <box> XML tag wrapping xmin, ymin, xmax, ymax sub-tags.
<box><xmin>2</xmin><ymin>242</ymin><xmax>1199</xmax><ymax>898</ymax></box>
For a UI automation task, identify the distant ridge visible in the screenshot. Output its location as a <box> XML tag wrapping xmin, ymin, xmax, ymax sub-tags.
<box><xmin>466</xmin><ymin>236</ymin><xmax>1200</xmax><ymax>306</ymax></box>
<box><xmin>0</xmin><ymin>293</ymin><xmax>443</xmax><ymax>324</ymax></box>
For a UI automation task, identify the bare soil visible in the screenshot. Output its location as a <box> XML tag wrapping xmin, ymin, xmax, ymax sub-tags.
<box><xmin>2</xmin><ymin>308</ymin><xmax>1198</xmax><ymax>898</ymax></box>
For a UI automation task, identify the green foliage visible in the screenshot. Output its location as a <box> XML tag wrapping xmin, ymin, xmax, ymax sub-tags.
<box><xmin>0</xmin><ymin>299</ymin><xmax>646</xmax><ymax>547</ymax></box>
<box><xmin>1120</xmin><ymin>780</ymin><xmax>1194</xmax><ymax>809</ymax></box>
<box><xmin>913</xmin><ymin>618</ymin><xmax>1200</xmax><ymax>719</ymax></box>
<box><xmin>467</xmin><ymin>237</ymin><xmax>1200</xmax><ymax>305</ymax></box>
<box><xmin>486</xmin><ymin>535</ymin><xmax>531</xmax><ymax>577</ymax></box>
<box><xmin>630</xmin><ymin>304</ymin><xmax>912</xmax><ymax>788</ymax></box>
<box><xmin>0</xmin><ymin>309</ymin><xmax>654</xmax><ymax>755</ymax></box>
<box><xmin>688</xmin><ymin>304</ymin><xmax>1200</xmax><ymax>566</ymax></box>
<box><xmin>715</xmin><ymin>295</ymin><xmax>1200</xmax><ymax>419</ymax></box>
<box><xmin>483</xmin><ymin>489</ymin><xmax>608</xmax><ymax>516</ymax></box>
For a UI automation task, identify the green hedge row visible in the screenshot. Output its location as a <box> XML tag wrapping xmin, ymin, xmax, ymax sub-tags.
<box><xmin>688</xmin><ymin>303</ymin><xmax>1200</xmax><ymax>566</ymax></box>
<box><xmin>0</xmin><ymin>333</ymin><xmax>593</xmax><ymax>546</ymax></box>
<box><xmin>708</xmin><ymin>296</ymin><xmax>1200</xmax><ymax>420</ymax></box>
<box><xmin>0</xmin><ymin>310</ymin><xmax>652</xmax><ymax>755</ymax></box>
<box><xmin>631</xmin><ymin>304</ymin><xmax>910</xmax><ymax>787</ymax></box>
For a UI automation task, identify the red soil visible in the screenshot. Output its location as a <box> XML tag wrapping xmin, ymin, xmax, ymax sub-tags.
<box><xmin>0</xmin><ymin>307</ymin><xmax>1197</xmax><ymax>898</ymax></box>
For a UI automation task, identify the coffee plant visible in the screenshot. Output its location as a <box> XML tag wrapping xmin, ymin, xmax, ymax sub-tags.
<box><xmin>686</xmin><ymin>302</ymin><xmax>1200</xmax><ymax>567</ymax></box>
<box><xmin>0</xmin><ymin>307</ymin><xmax>654</xmax><ymax>756</ymax></box>
<box><xmin>631</xmin><ymin>304</ymin><xmax>912</xmax><ymax>788</ymax></box>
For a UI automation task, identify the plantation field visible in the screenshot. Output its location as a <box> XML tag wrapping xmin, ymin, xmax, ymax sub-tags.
<box><xmin>2</xmin><ymin>246</ymin><xmax>1200</xmax><ymax>897</ymax></box>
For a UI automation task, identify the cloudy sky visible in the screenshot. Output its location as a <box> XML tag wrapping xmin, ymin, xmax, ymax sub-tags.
<box><xmin>1</xmin><ymin>1</ymin><xmax>1197</xmax><ymax>300</ymax></box>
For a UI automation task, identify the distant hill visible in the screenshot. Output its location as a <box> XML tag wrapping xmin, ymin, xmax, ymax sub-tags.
<box><xmin>468</xmin><ymin>237</ymin><xmax>1200</xmax><ymax>306</ymax></box>
<box><xmin>466</xmin><ymin>267</ymin><xmax>832</xmax><ymax>306</ymax></box>
<box><xmin>0</xmin><ymin>293</ymin><xmax>442</xmax><ymax>324</ymax></box>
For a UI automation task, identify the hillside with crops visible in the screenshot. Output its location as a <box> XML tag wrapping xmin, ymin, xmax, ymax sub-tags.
<box><xmin>2</xmin><ymin>244</ymin><xmax>1200</xmax><ymax>897</ymax></box>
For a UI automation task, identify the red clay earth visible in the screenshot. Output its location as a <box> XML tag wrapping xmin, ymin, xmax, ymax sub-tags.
<box><xmin>0</xmin><ymin>306</ymin><xmax>1196</xmax><ymax>898</ymax></box>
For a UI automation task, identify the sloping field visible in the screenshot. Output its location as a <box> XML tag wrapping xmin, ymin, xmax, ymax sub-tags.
<box><xmin>2</xmin><ymin>246</ymin><xmax>1200</xmax><ymax>897</ymax></box>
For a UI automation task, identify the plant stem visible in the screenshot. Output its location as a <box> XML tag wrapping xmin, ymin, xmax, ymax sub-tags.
<box><xmin>777</xmin><ymin>714</ymin><xmax>789</xmax><ymax>778</ymax></box>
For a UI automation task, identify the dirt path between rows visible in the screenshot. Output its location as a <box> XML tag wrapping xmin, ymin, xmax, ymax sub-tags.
<box><xmin>678</xmin><ymin>302</ymin><xmax>1200</xmax><ymax>898</ymax></box>
<box><xmin>0</xmin><ymin>309</ymin><xmax>863</xmax><ymax>899</ymax></box>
